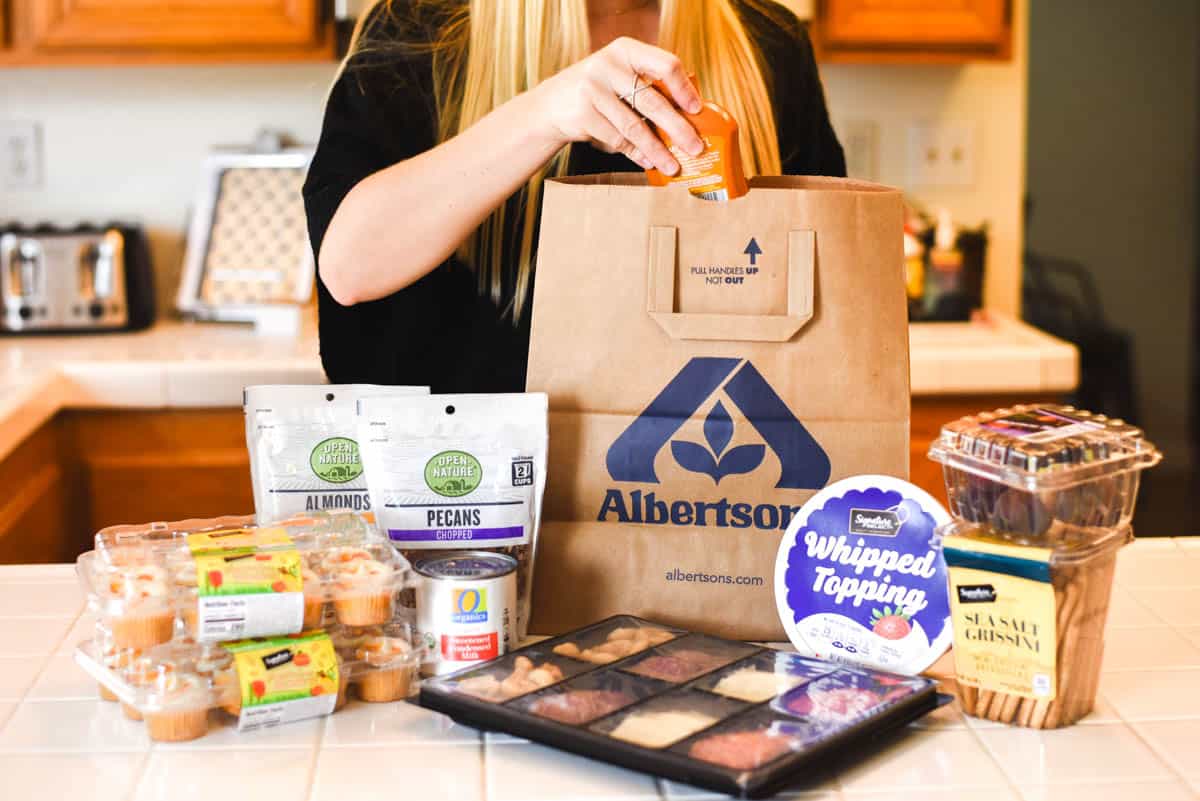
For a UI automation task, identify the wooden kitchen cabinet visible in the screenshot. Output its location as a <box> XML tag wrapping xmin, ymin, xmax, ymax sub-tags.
<box><xmin>813</xmin><ymin>0</ymin><xmax>1013</xmax><ymax>63</ymax></box>
<box><xmin>0</xmin><ymin>409</ymin><xmax>253</xmax><ymax>563</ymax></box>
<box><xmin>0</xmin><ymin>398</ymin><xmax>1050</xmax><ymax>564</ymax></box>
<box><xmin>2</xmin><ymin>0</ymin><xmax>335</xmax><ymax>66</ymax></box>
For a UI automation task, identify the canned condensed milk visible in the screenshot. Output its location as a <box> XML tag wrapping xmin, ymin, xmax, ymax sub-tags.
<box><xmin>413</xmin><ymin>551</ymin><xmax>518</xmax><ymax>676</ymax></box>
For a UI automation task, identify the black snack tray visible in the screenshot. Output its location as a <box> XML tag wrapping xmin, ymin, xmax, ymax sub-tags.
<box><xmin>419</xmin><ymin>615</ymin><xmax>940</xmax><ymax>799</ymax></box>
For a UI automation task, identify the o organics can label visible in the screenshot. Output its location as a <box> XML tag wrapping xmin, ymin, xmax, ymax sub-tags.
<box><xmin>774</xmin><ymin>475</ymin><xmax>952</xmax><ymax>675</ymax></box>
<box><xmin>414</xmin><ymin>551</ymin><xmax>517</xmax><ymax>676</ymax></box>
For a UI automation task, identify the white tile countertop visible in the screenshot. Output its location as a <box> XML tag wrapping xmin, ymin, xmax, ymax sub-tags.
<box><xmin>0</xmin><ymin>538</ymin><xmax>1195</xmax><ymax>801</ymax></box>
<box><xmin>0</xmin><ymin>311</ymin><xmax>1076</xmax><ymax>462</ymax></box>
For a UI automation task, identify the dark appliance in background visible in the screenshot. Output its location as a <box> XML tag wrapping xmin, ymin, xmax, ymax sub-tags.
<box><xmin>911</xmin><ymin>225</ymin><xmax>988</xmax><ymax>322</ymax></box>
<box><xmin>1021</xmin><ymin>250</ymin><xmax>1138</xmax><ymax>423</ymax></box>
<box><xmin>0</xmin><ymin>223</ymin><xmax>156</xmax><ymax>335</ymax></box>
<box><xmin>903</xmin><ymin>201</ymin><xmax>987</xmax><ymax>322</ymax></box>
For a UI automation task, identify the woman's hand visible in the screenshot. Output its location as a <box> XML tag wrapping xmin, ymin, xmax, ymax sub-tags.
<box><xmin>529</xmin><ymin>37</ymin><xmax>705</xmax><ymax>175</ymax></box>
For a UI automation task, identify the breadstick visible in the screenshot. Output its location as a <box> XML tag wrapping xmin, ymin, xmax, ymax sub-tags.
<box><xmin>1017</xmin><ymin>697</ymin><xmax>1036</xmax><ymax>727</ymax></box>
<box><xmin>975</xmin><ymin>689</ymin><xmax>994</xmax><ymax>718</ymax></box>
<box><xmin>998</xmin><ymin>693</ymin><xmax>1021</xmax><ymax>723</ymax></box>
<box><xmin>958</xmin><ymin>683</ymin><xmax>978</xmax><ymax>712</ymax></box>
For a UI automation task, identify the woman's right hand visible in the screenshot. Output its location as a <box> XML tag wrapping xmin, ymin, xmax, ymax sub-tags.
<box><xmin>529</xmin><ymin>37</ymin><xmax>705</xmax><ymax>175</ymax></box>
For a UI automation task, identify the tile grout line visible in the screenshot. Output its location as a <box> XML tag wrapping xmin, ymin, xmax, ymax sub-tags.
<box><xmin>479</xmin><ymin>731</ymin><xmax>489</xmax><ymax>801</ymax></box>
<box><xmin>300</xmin><ymin>716</ymin><xmax>327</xmax><ymax>801</ymax></box>
<box><xmin>1112</xmin><ymin>696</ymin><xmax>1198</xmax><ymax>792</ymax></box>
<box><xmin>122</xmin><ymin>746</ymin><xmax>154</xmax><ymax>801</ymax></box>
<box><xmin>958</xmin><ymin>711</ymin><xmax>1028</xmax><ymax>801</ymax></box>
<box><xmin>0</xmin><ymin>601</ymin><xmax>80</xmax><ymax>735</ymax></box>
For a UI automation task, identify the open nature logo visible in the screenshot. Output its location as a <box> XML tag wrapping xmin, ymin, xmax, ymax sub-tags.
<box><xmin>426</xmin><ymin>450</ymin><xmax>482</xmax><ymax>497</ymax></box>
<box><xmin>310</xmin><ymin>437</ymin><xmax>363</xmax><ymax>484</ymax></box>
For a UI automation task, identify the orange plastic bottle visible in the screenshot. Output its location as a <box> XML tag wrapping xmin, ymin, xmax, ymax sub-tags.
<box><xmin>645</xmin><ymin>81</ymin><xmax>749</xmax><ymax>201</ymax></box>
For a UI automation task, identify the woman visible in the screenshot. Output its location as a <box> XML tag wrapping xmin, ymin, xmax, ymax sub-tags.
<box><xmin>304</xmin><ymin>0</ymin><xmax>844</xmax><ymax>392</ymax></box>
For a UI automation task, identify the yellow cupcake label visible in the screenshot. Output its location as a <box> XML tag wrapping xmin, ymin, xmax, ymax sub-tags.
<box><xmin>186</xmin><ymin>527</ymin><xmax>293</xmax><ymax>553</ymax></box>
<box><xmin>193</xmin><ymin>549</ymin><xmax>303</xmax><ymax>596</ymax></box>
<box><xmin>944</xmin><ymin>535</ymin><xmax>1057</xmax><ymax>701</ymax></box>
<box><xmin>225</xmin><ymin>632</ymin><xmax>339</xmax><ymax>731</ymax></box>
<box><xmin>189</xmin><ymin>536</ymin><xmax>305</xmax><ymax>641</ymax></box>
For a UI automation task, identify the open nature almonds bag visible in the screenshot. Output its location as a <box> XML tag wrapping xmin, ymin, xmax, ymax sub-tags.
<box><xmin>526</xmin><ymin>175</ymin><xmax>910</xmax><ymax>641</ymax></box>
<box><xmin>245</xmin><ymin>384</ymin><xmax>428</xmax><ymax>524</ymax></box>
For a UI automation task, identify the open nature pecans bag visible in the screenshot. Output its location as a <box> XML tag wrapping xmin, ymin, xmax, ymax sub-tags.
<box><xmin>244</xmin><ymin>384</ymin><xmax>428</xmax><ymax>525</ymax></box>
<box><xmin>357</xmin><ymin>393</ymin><xmax>549</xmax><ymax>640</ymax></box>
<box><xmin>526</xmin><ymin>174</ymin><xmax>910</xmax><ymax>641</ymax></box>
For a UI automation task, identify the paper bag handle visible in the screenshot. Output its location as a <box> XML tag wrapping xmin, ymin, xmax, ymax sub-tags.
<box><xmin>646</xmin><ymin>226</ymin><xmax>814</xmax><ymax>342</ymax></box>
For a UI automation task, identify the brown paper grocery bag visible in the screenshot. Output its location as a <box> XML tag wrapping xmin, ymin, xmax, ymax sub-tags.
<box><xmin>526</xmin><ymin>174</ymin><xmax>909</xmax><ymax>641</ymax></box>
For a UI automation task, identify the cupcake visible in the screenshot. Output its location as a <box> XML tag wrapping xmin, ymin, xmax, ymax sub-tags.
<box><xmin>334</xmin><ymin>653</ymin><xmax>351</xmax><ymax>711</ymax></box>
<box><xmin>172</xmin><ymin>563</ymin><xmax>199</xmax><ymax>637</ymax></box>
<box><xmin>302</xmin><ymin>566</ymin><xmax>326</xmax><ymax>629</ymax></box>
<box><xmin>107</xmin><ymin>565</ymin><xmax>175</xmax><ymax>649</ymax></box>
<box><xmin>318</xmin><ymin>546</ymin><xmax>372</xmax><ymax>574</ymax></box>
<box><xmin>327</xmin><ymin>549</ymin><xmax>396</xmax><ymax>626</ymax></box>
<box><xmin>122</xmin><ymin>657</ymin><xmax>175</xmax><ymax>721</ymax></box>
<box><xmin>194</xmin><ymin>645</ymin><xmax>233</xmax><ymax>680</ymax></box>
<box><xmin>213</xmin><ymin>665</ymin><xmax>242</xmax><ymax>717</ymax></box>
<box><xmin>99</xmin><ymin>643</ymin><xmax>141</xmax><ymax>702</ymax></box>
<box><xmin>143</xmin><ymin>674</ymin><xmax>211</xmax><ymax>742</ymax></box>
<box><xmin>355</xmin><ymin>636</ymin><xmax>415</xmax><ymax>702</ymax></box>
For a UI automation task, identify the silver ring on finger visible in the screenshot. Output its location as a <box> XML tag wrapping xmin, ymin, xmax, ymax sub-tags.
<box><xmin>620</xmin><ymin>73</ymin><xmax>650</xmax><ymax>115</ymax></box>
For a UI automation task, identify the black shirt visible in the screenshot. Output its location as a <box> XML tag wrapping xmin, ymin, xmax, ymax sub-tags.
<box><xmin>303</xmin><ymin>0</ymin><xmax>845</xmax><ymax>393</ymax></box>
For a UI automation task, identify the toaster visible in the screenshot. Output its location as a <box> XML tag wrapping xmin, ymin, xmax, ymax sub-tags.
<box><xmin>0</xmin><ymin>223</ymin><xmax>156</xmax><ymax>334</ymax></box>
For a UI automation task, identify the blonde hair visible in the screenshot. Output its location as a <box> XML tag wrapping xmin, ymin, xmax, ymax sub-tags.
<box><xmin>349</xmin><ymin>0</ymin><xmax>781</xmax><ymax>318</ymax></box>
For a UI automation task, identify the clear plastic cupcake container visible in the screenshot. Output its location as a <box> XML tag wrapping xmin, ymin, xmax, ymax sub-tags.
<box><xmin>77</xmin><ymin>513</ymin><xmax>414</xmax><ymax>647</ymax></box>
<box><xmin>75</xmin><ymin>623</ymin><xmax>423</xmax><ymax>742</ymax></box>
<box><xmin>927</xmin><ymin>404</ymin><xmax>1161</xmax><ymax>540</ymax></box>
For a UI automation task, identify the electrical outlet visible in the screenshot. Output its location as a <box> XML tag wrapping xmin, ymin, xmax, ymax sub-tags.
<box><xmin>906</xmin><ymin>123</ymin><xmax>976</xmax><ymax>187</ymax></box>
<box><xmin>0</xmin><ymin>120</ymin><xmax>43</xmax><ymax>189</ymax></box>
<box><xmin>840</xmin><ymin>120</ymin><xmax>879</xmax><ymax>182</ymax></box>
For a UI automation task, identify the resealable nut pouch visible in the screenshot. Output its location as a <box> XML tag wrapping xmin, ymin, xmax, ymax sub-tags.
<box><xmin>526</xmin><ymin>174</ymin><xmax>910</xmax><ymax>641</ymax></box>
<box><xmin>357</xmin><ymin>393</ymin><xmax>549</xmax><ymax>641</ymax></box>
<box><xmin>245</xmin><ymin>384</ymin><xmax>429</xmax><ymax>525</ymax></box>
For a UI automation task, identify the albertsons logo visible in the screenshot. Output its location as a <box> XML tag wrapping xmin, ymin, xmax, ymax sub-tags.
<box><xmin>600</xmin><ymin>358</ymin><xmax>830</xmax><ymax>531</ymax></box>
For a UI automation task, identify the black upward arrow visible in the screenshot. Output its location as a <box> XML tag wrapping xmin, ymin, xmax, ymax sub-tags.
<box><xmin>744</xmin><ymin>238</ymin><xmax>762</xmax><ymax>265</ymax></box>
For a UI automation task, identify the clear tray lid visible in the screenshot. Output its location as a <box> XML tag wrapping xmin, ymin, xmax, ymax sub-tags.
<box><xmin>927</xmin><ymin>404</ymin><xmax>1161</xmax><ymax>492</ymax></box>
<box><xmin>75</xmin><ymin>623</ymin><xmax>423</xmax><ymax>713</ymax></box>
<box><xmin>77</xmin><ymin>541</ymin><xmax>414</xmax><ymax>618</ymax></box>
<box><xmin>92</xmin><ymin>511</ymin><xmax>377</xmax><ymax>565</ymax></box>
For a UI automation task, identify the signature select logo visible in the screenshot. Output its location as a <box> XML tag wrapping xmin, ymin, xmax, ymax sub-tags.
<box><xmin>848</xmin><ymin>508</ymin><xmax>902</xmax><ymax>536</ymax></box>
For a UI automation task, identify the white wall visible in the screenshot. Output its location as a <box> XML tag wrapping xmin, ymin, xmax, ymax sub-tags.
<box><xmin>1</xmin><ymin>3</ymin><xmax>1028</xmax><ymax>315</ymax></box>
<box><xmin>0</xmin><ymin>64</ymin><xmax>338</xmax><ymax>309</ymax></box>
<box><xmin>822</xmin><ymin>0</ymin><xmax>1029</xmax><ymax>315</ymax></box>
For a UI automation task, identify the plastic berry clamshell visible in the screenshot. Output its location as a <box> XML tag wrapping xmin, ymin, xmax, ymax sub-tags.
<box><xmin>927</xmin><ymin>404</ymin><xmax>1161</xmax><ymax>540</ymax></box>
<box><xmin>76</xmin><ymin>512</ymin><xmax>414</xmax><ymax>648</ymax></box>
<box><xmin>76</xmin><ymin>623</ymin><xmax>423</xmax><ymax>742</ymax></box>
